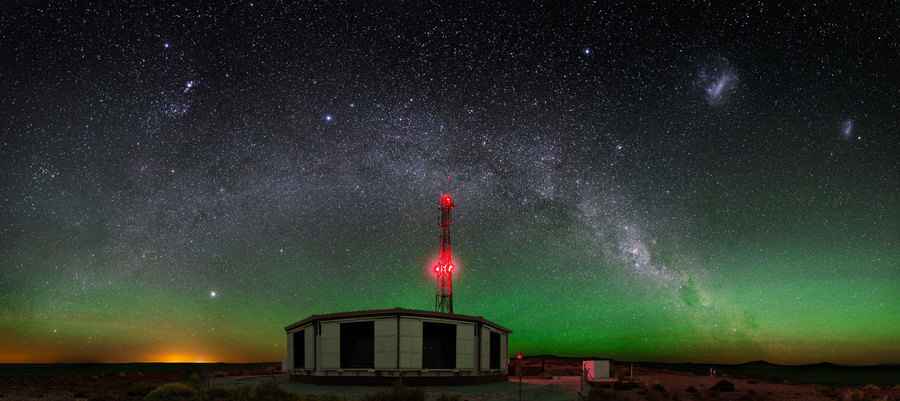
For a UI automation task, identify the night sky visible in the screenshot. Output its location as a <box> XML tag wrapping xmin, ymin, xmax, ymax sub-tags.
<box><xmin>2</xmin><ymin>2</ymin><xmax>898</xmax><ymax>365</ymax></box>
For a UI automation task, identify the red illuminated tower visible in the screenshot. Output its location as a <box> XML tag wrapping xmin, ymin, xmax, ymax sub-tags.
<box><xmin>433</xmin><ymin>193</ymin><xmax>456</xmax><ymax>314</ymax></box>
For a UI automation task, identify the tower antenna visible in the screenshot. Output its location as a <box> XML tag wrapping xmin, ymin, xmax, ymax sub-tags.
<box><xmin>433</xmin><ymin>193</ymin><xmax>455</xmax><ymax>313</ymax></box>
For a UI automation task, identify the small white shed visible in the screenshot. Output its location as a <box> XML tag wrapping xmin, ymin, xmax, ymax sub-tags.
<box><xmin>583</xmin><ymin>359</ymin><xmax>617</xmax><ymax>383</ymax></box>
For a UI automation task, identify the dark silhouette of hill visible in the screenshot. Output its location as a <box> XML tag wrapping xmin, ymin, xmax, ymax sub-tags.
<box><xmin>512</xmin><ymin>356</ymin><xmax>900</xmax><ymax>385</ymax></box>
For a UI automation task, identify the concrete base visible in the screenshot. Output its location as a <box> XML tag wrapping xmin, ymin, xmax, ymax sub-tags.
<box><xmin>290</xmin><ymin>373</ymin><xmax>508</xmax><ymax>386</ymax></box>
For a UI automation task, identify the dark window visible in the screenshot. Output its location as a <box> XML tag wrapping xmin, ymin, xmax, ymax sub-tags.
<box><xmin>293</xmin><ymin>330</ymin><xmax>305</xmax><ymax>369</ymax></box>
<box><xmin>423</xmin><ymin>322</ymin><xmax>456</xmax><ymax>369</ymax></box>
<box><xmin>340</xmin><ymin>321</ymin><xmax>374</xmax><ymax>369</ymax></box>
<box><xmin>489</xmin><ymin>331</ymin><xmax>501</xmax><ymax>369</ymax></box>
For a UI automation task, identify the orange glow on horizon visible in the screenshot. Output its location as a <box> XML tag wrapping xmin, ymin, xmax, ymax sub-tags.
<box><xmin>146</xmin><ymin>352</ymin><xmax>216</xmax><ymax>363</ymax></box>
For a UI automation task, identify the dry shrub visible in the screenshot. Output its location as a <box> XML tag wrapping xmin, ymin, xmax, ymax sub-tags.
<box><xmin>588</xmin><ymin>387</ymin><xmax>630</xmax><ymax>401</ymax></box>
<box><xmin>202</xmin><ymin>387</ymin><xmax>231</xmax><ymax>401</ymax></box>
<box><xmin>361</xmin><ymin>384</ymin><xmax>425</xmax><ymax>401</ymax></box>
<box><xmin>303</xmin><ymin>395</ymin><xmax>344</xmax><ymax>401</ymax></box>
<box><xmin>253</xmin><ymin>382</ymin><xmax>298</xmax><ymax>401</ymax></box>
<box><xmin>818</xmin><ymin>386</ymin><xmax>841</xmax><ymax>400</ymax></box>
<box><xmin>647</xmin><ymin>390</ymin><xmax>671</xmax><ymax>401</ymax></box>
<box><xmin>144</xmin><ymin>383</ymin><xmax>198</xmax><ymax>401</ymax></box>
<box><xmin>616</xmin><ymin>382</ymin><xmax>641</xmax><ymax>391</ymax></box>
<box><xmin>702</xmin><ymin>391</ymin><xmax>722</xmax><ymax>401</ymax></box>
<box><xmin>639</xmin><ymin>383</ymin><xmax>671</xmax><ymax>401</ymax></box>
<box><xmin>219</xmin><ymin>382</ymin><xmax>299</xmax><ymax>401</ymax></box>
<box><xmin>840</xmin><ymin>388</ymin><xmax>869</xmax><ymax>401</ymax></box>
<box><xmin>739</xmin><ymin>389</ymin><xmax>768</xmax><ymax>401</ymax></box>
<box><xmin>128</xmin><ymin>382</ymin><xmax>158</xmax><ymax>397</ymax></box>
<box><xmin>435</xmin><ymin>394</ymin><xmax>461</xmax><ymax>401</ymax></box>
<box><xmin>710</xmin><ymin>380</ymin><xmax>736</xmax><ymax>393</ymax></box>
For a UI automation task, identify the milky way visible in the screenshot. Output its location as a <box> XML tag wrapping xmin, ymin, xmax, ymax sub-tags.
<box><xmin>1</xmin><ymin>3</ymin><xmax>898</xmax><ymax>364</ymax></box>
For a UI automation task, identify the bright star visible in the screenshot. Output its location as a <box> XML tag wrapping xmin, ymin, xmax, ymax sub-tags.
<box><xmin>163</xmin><ymin>42</ymin><xmax>170</xmax><ymax>49</ymax></box>
<box><xmin>324</xmin><ymin>114</ymin><xmax>334</xmax><ymax>122</ymax></box>
<box><xmin>210</xmin><ymin>291</ymin><xmax>217</xmax><ymax>298</ymax></box>
<box><xmin>583</xmin><ymin>48</ymin><xmax>592</xmax><ymax>56</ymax></box>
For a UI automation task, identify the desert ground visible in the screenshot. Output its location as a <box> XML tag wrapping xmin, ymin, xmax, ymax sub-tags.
<box><xmin>0</xmin><ymin>360</ymin><xmax>898</xmax><ymax>401</ymax></box>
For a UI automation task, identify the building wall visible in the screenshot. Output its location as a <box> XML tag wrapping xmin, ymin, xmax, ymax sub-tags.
<box><xmin>398</xmin><ymin>317</ymin><xmax>423</xmax><ymax>369</ymax></box>
<box><xmin>374</xmin><ymin>317</ymin><xmax>398</xmax><ymax>369</ymax></box>
<box><xmin>319</xmin><ymin>321</ymin><xmax>340</xmax><ymax>369</ymax></box>
<box><xmin>285</xmin><ymin>324</ymin><xmax>313</xmax><ymax>371</ymax></box>
<box><xmin>284</xmin><ymin>331</ymin><xmax>292</xmax><ymax>371</ymax></box>
<box><xmin>304</xmin><ymin>325</ymin><xmax>315</xmax><ymax>369</ymax></box>
<box><xmin>501</xmin><ymin>330</ymin><xmax>508</xmax><ymax>372</ymax></box>
<box><xmin>456</xmin><ymin>322</ymin><xmax>474</xmax><ymax>369</ymax></box>
<box><xmin>480</xmin><ymin>326</ymin><xmax>490</xmax><ymax>371</ymax></box>
<box><xmin>286</xmin><ymin>314</ymin><xmax>508</xmax><ymax>374</ymax></box>
<box><xmin>477</xmin><ymin>325</ymin><xmax>507</xmax><ymax>373</ymax></box>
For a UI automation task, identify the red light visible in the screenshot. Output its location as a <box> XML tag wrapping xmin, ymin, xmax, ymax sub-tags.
<box><xmin>432</xmin><ymin>262</ymin><xmax>456</xmax><ymax>275</ymax></box>
<box><xmin>440</xmin><ymin>194</ymin><xmax>454</xmax><ymax>208</ymax></box>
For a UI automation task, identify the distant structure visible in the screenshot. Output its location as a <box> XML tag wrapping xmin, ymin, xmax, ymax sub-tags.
<box><xmin>283</xmin><ymin>193</ymin><xmax>510</xmax><ymax>384</ymax></box>
<box><xmin>433</xmin><ymin>193</ymin><xmax>455</xmax><ymax>313</ymax></box>
<box><xmin>284</xmin><ymin>309</ymin><xmax>509</xmax><ymax>384</ymax></box>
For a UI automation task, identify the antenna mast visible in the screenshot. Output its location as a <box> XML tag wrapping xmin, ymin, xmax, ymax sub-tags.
<box><xmin>433</xmin><ymin>193</ymin><xmax>455</xmax><ymax>313</ymax></box>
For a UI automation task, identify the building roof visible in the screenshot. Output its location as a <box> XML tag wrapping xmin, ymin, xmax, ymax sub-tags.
<box><xmin>285</xmin><ymin>308</ymin><xmax>511</xmax><ymax>333</ymax></box>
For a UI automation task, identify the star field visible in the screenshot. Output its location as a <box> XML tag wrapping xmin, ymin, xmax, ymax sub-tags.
<box><xmin>1</xmin><ymin>2</ymin><xmax>898</xmax><ymax>364</ymax></box>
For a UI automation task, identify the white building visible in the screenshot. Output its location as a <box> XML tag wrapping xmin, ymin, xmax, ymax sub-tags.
<box><xmin>284</xmin><ymin>308</ymin><xmax>510</xmax><ymax>384</ymax></box>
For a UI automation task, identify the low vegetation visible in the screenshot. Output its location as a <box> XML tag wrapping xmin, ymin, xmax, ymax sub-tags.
<box><xmin>144</xmin><ymin>382</ymin><xmax>198</xmax><ymax>401</ymax></box>
<box><xmin>710</xmin><ymin>380</ymin><xmax>736</xmax><ymax>392</ymax></box>
<box><xmin>128</xmin><ymin>382</ymin><xmax>159</xmax><ymax>398</ymax></box>
<box><xmin>849</xmin><ymin>385</ymin><xmax>898</xmax><ymax>401</ymax></box>
<box><xmin>138</xmin><ymin>381</ymin><xmax>462</xmax><ymax>401</ymax></box>
<box><xmin>738</xmin><ymin>389</ymin><xmax>771</xmax><ymax>401</ymax></box>
<box><xmin>141</xmin><ymin>381</ymin><xmax>343</xmax><ymax>401</ymax></box>
<box><xmin>652</xmin><ymin>383</ymin><xmax>669</xmax><ymax>394</ymax></box>
<box><xmin>587</xmin><ymin>387</ymin><xmax>631</xmax><ymax>401</ymax></box>
<box><xmin>360</xmin><ymin>384</ymin><xmax>426</xmax><ymax>401</ymax></box>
